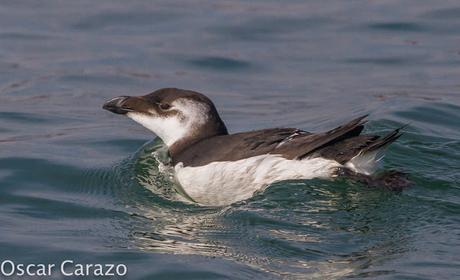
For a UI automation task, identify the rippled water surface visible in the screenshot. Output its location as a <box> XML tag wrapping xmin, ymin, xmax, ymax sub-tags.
<box><xmin>1</xmin><ymin>1</ymin><xmax>460</xmax><ymax>279</ymax></box>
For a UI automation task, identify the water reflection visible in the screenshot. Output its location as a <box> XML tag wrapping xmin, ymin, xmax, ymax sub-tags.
<box><xmin>116</xmin><ymin>140</ymin><xmax>412</xmax><ymax>278</ymax></box>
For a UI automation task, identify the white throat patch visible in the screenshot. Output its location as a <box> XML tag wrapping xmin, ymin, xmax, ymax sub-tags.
<box><xmin>127</xmin><ymin>98</ymin><xmax>209</xmax><ymax>146</ymax></box>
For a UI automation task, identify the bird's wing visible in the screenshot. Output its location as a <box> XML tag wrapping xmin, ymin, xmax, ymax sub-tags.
<box><xmin>172</xmin><ymin>127</ymin><xmax>306</xmax><ymax>166</ymax></box>
<box><xmin>174</xmin><ymin>115</ymin><xmax>402</xmax><ymax>167</ymax></box>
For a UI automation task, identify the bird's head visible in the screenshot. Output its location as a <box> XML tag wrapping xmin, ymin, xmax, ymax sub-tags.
<box><xmin>103</xmin><ymin>88</ymin><xmax>228</xmax><ymax>153</ymax></box>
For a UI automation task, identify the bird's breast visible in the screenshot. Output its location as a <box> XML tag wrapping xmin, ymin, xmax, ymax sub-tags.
<box><xmin>174</xmin><ymin>154</ymin><xmax>340</xmax><ymax>206</ymax></box>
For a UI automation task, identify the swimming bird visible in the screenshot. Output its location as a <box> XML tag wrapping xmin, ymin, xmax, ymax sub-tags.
<box><xmin>103</xmin><ymin>88</ymin><xmax>405</xmax><ymax>206</ymax></box>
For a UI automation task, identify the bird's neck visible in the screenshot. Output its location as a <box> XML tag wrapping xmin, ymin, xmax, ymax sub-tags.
<box><xmin>168</xmin><ymin>118</ymin><xmax>228</xmax><ymax>162</ymax></box>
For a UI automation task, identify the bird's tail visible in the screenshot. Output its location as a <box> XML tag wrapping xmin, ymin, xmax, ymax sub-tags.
<box><xmin>345</xmin><ymin>125</ymin><xmax>406</xmax><ymax>175</ymax></box>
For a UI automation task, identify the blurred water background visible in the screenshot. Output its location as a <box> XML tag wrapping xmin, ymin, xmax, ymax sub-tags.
<box><xmin>1</xmin><ymin>1</ymin><xmax>459</xmax><ymax>279</ymax></box>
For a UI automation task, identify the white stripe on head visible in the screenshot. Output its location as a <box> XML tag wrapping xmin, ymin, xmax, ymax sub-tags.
<box><xmin>127</xmin><ymin>98</ymin><xmax>209</xmax><ymax>146</ymax></box>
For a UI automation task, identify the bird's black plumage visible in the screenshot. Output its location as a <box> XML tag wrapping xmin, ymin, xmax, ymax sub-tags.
<box><xmin>172</xmin><ymin>115</ymin><xmax>403</xmax><ymax>167</ymax></box>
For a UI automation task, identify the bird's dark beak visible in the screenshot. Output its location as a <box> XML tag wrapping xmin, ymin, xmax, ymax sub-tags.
<box><xmin>102</xmin><ymin>96</ymin><xmax>134</xmax><ymax>114</ymax></box>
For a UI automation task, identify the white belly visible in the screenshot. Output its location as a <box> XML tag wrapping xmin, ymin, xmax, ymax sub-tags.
<box><xmin>174</xmin><ymin>154</ymin><xmax>341</xmax><ymax>206</ymax></box>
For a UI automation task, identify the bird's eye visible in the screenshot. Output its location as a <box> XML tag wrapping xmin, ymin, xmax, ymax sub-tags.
<box><xmin>159</xmin><ymin>103</ymin><xmax>171</xmax><ymax>110</ymax></box>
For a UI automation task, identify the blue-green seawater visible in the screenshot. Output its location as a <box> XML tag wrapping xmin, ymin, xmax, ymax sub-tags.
<box><xmin>1</xmin><ymin>1</ymin><xmax>459</xmax><ymax>279</ymax></box>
